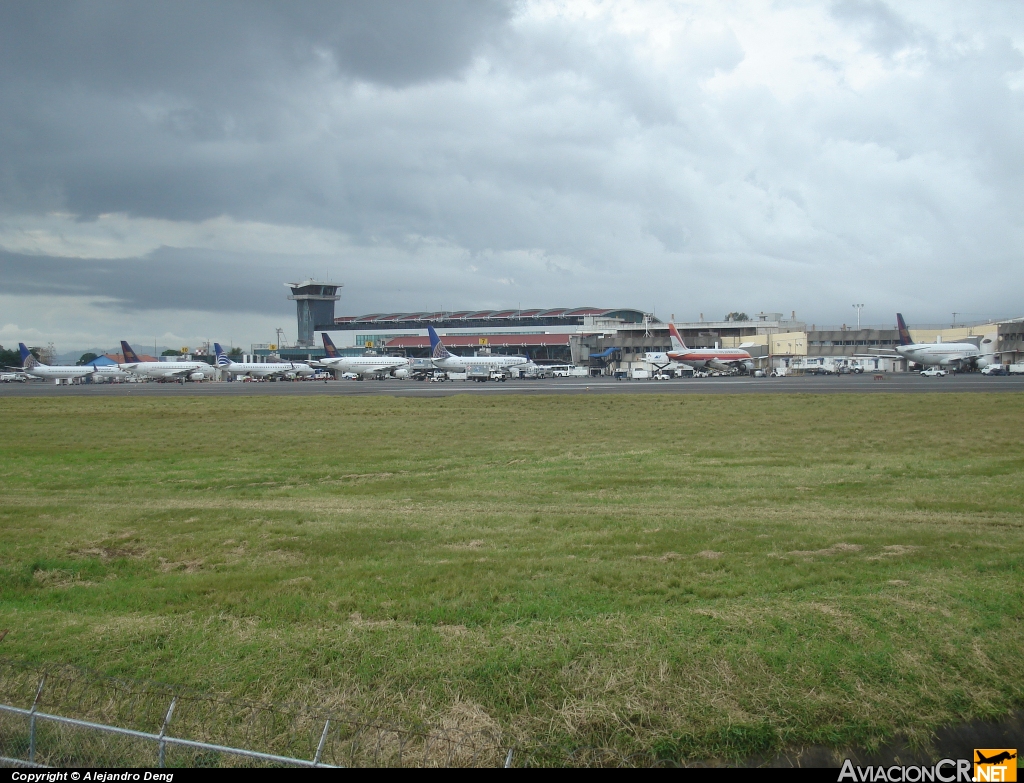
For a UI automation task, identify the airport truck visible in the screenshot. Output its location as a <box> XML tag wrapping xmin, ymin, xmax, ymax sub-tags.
<box><xmin>467</xmin><ymin>365</ymin><xmax>491</xmax><ymax>382</ymax></box>
<box><xmin>1008</xmin><ymin>364</ymin><xmax>1024</xmax><ymax>375</ymax></box>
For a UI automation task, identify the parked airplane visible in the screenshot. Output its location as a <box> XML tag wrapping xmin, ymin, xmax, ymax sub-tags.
<box><xmin>894</xmin><ymin>314</ymin><xmax>979</xmax><ymax>369</ymax></box>
<box><xmin>214</xmin><ymin>344</ymin><xmax>313</xmax><ymax>379</ymax></box>
<box><xmin>118</xmin><ymin>341</ymin><xmax>211</xmax><ymax>381</ymax></box>
<box><xmin>427</xmin><ymin>326</ymin><xmax>530</xmax><ymax>373</ymax></box>
<box><xmin>316</xmin><ymin>333</ymin><xmax>411</xmax><ymax>378</ymax></box>
<box><xmin>664</xmin><ymin>324</ymin><xmax>754</xmax><ymax>373</ymax></box>
<box><xmin>13</xmin><ymin>343</ymin><xmax>97</xmax><ymax>382</ymax></box>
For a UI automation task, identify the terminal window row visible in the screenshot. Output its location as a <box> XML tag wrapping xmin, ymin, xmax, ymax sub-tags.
<box><xmin>810</xmin><ymin>340</ymin><xmax>895</xmax><ymax>346</ymax></box>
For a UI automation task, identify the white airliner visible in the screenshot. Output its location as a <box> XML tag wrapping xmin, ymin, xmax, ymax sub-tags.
<box><xmin>317</xmin><ymin>333</ymin><xmax>411</xmax><ymax>378</ymax></box>
<box><xmin>119</xmin><ymin>341</ymin><xmax>211</xmax><ymax>381</ymax></box>
<box><xmin>661</xmin><ymin>324</ymin><xmax>755</xmax><ymax>373</ymax></box>
<box><xmin>13</xmin><ymin>344</ymin><xmax>97</xmax><ymax>382</ymax></box>
<box><xmin>427</xmin><ymin>326</ymin><xmax>530</xmax><ymax>373</ymax></box>
<box><xmin>214</xmin><ymin>344</ymin><xmax>313</xmax><ymax>379</ymax></box>
<box><xmin>894</xmin><ymin>314</ymin><xmax>979</xmax><ymax>369</ymax></box>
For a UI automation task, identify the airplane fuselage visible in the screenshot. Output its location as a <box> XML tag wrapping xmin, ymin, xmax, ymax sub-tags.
<box><xmin>319</xmin><ymin>356</ymin><xmax>410</xmax><ymax>377</ymax></box>
<box><xmin>220</xmin><ymin>361</ymin><xmax>312</xmax><ymax>378</ymax></box>
<box><xmin>22</xmin><ymin>364</ymin><xmax>95</xmax><ymax>380</ymax></box>
<box><xmin>667</xmin><ymin>348</ymin><xmax>754</xmax><ymax>372</ymax></box>
<box><xmin>119</xmin><ymin>360</ymin><xmax>210</xmax><ymax>379</ymax></box>
<box><xmin>896</xmin><ymin>343</ymin><xmax>978</xmax><ymax>367</ymax></box>
<box><xmin>432</xmin><ymin>354</ymin><xmax>529</xmax><ymax>372</ymax></box>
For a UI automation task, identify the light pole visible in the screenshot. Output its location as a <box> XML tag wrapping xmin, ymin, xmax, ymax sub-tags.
<box><xmin>852</xmin><ymin>304</ymin><xmax>865</xmax><ymax>329</ymax></box>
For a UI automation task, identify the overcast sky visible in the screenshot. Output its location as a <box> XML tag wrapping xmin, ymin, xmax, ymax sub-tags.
<box><xmin>1</xmin><ymin>0</ymin><xmax>1022</xmax><ymax>351</ymax></box>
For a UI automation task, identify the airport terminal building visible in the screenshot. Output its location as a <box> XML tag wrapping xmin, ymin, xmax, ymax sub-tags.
<box><xmin>270</xmin><ymin>279</ymin><xmax>1016</xmax><ymax>373</ymax></box>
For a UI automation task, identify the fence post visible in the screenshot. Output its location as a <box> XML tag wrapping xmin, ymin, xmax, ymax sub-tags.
<box><xmin>312</xmin><ymin>719</ymin><xmax>331</xmax><ymax>766</ymax></box>
<box><xmin>28</xmin><ymin>675</ymin><xmax>45</xmax><ymax>764</ymax></box>
<box><xmin>158</xmin><ymin>697</ymin><xmax>177</xmax><ymax>768</ymax></box>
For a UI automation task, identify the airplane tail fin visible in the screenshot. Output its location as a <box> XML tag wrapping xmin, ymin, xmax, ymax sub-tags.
<box><xmin>322</xmin><ymin>333</ymin><xmax>339</xmax><ymax>358</ymax></box>
<box><xmin>120</xmin><ymin>341</ymin><xmax>141</xmax><ymax>363</ymax></box>
<box><xmin>18</xmin><ymin>343</ymin><xmax>39</xmax><ymax>368</ymax></box>
<box><xmin>668</xmin><ymin>323</ymin><xmax>688</xmax><ymax>352</ymax></box>
<box><xmin>896</xmin><ymin>313</ymin><xmax>914</xmax><ymax>346</ymax></box>
<box><xmin>214</xmin><ymin>343</ymin><xmax>232</xmax><ymax>366</ymax></box>
<box><xmin>427</xmin><ymin>326</ymin><xmax>451</xmax><ymax>360</ymax></box>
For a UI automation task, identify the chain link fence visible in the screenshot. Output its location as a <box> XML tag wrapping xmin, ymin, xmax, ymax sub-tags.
<box><xmin>0</xmin><ymin>658</ymin><xmax>509</xmax><ymax>767</ymax></box>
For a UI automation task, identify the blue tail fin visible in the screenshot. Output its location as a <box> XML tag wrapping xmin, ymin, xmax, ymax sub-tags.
<box><xmin>120</xmin><ymin>341</ymin><xmax>141</xmax><ymax>363</ymax></box>
<box><xmin>427</xmin><ymin>326</ymin><xmax>451</xmax><ymax>360</ymax></box>
<box><xmin>18</xmin><ymin>343</ymin><xmax>37</xmax><ymax>368</ymax></box>
<box><xmin>895</xmin><ymin>313</ymin><xmax>913</xmax><ymax>346</ymax></box>
<box><xmin>322</xmin><ymin>333</ymin><xmax>339</xmax><ymax>358</ymax></box>
<box><xmin>214</xmin><ymin>343</ymin><xmax>232</xmax><ymax>366</ymax></box>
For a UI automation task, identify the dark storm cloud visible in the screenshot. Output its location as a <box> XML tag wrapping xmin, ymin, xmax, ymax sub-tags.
<box><xmin>0</xmin><ymin>248</ymin><xmax>294</xmax><ymax>313</ymax></box>
<box><xmin>0</xmin><ymin>1</ymin><xmax>512</xmax><ymax>89</ymax></box>
<box><xmin>0</xmin><ymin>0</ymin><xmax>1022</xmax><ymax>334</ymax></box>
<box><xmin>0</xmin><ymin>0</ymin><xmax>513</xmax><ymax>221</ymax></box>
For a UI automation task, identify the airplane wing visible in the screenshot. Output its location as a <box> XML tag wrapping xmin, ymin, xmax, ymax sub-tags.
<box><xmin>258</xmin><ymin>364</ymin><xmax>300</xmax><ymax>376</ymax></box>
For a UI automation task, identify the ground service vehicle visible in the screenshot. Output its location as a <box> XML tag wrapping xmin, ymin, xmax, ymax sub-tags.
<box><xmin>920</xmin><ymin>368</ymin><xmax>947</xmax><ymax>377</ymax></box>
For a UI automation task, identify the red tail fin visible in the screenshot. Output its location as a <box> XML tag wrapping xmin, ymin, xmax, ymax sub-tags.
<box><xmin>668</xmin><ymin>323</ymin><xmax>688</xmax><ymax>351</ymax></box>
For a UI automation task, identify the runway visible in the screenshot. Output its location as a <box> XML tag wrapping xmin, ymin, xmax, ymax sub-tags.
<box><xmin>2</xmin><ymin>373</ymin><xmax>1023</xmax><ymax>398</ymax></box>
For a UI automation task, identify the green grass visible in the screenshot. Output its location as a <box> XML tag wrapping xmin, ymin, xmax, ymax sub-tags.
<box><xmin>1</xmin><ymin>393</ymin><xmax>1022</xmax><ymax>758</ymax></box>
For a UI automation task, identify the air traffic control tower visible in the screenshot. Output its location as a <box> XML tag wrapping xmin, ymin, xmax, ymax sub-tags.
<box><xmin>286</xmin><ymin>280</ymin><xmax>342</xmax><ymax>346</ymax></box>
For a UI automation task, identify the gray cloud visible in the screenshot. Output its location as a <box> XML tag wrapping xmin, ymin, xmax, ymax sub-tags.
<box><xmin>0</xmin><ymin>1</ymin><xmax>511</xmax><ymax>89</ymax></box>
<box><xmin>0</xmin><ymin>248</ymin><xmax>295</xmax><ymax>313</ymax></box>
<box><xmin>0</xmin><ymin>0</ymin><xmax>1023</xmax><ymax>344</ymax></box>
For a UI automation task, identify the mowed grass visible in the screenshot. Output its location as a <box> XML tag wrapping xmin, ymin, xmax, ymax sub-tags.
<box><xmin>0</xmin><ymin>393</ymin><xmax>1022</xmax><ymax>758</ymax></box>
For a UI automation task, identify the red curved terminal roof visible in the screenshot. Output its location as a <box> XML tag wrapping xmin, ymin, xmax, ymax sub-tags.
<box><xmin>333</xmin><ymin>307</ymin><xmax>652</xmax><ymax>325</ymax></box>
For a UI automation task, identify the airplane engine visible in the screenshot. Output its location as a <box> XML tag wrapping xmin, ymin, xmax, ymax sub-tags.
<box><xmin>977</xmin><ymin>337</ymin><xmax>997</xmax><ymax>368</ymax></box>
<box><xmin>743</xmin><ymin>360</ymin><xmax>754</xmax><ymax>372</ymax></box>
<box><xmin>189</xmin><ymin>371</ymin><xmax>206</xmax><ymax>381</ymax></box>
<box><xmin>393</xmin><ymin>367</ymin><xmax>412</xmax><ymax>379</ymax></box>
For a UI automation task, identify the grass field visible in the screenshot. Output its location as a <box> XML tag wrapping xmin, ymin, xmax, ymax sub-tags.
<box><xmin>1</xmin><ymin>393</ymin><xmax>1022</xmax><ymax>760</ymax></box>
